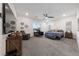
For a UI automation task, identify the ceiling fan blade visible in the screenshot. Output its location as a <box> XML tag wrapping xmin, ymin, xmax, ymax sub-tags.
<box><xmin>48</xmin><ymin>16</ymin><xmax>54</xmax><ymax>18</ymax></box>
<box><xmin>46</xmin><ymin>14</ymin><xmax>48</xmax><ymax>17</ymax></box>
<box><xmin>42</xmin><ymin>12</ymin><xmax>54</xmax><ymax>18</ymax></box>
<box><xmin>43</xmin><ymin>14</ymin><xmax>45</xmax><ymax>16</ymax></box>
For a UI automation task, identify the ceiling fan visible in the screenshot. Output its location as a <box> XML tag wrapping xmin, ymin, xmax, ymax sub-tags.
<box><xmin>43</xmin><ymin>13</ymin><xmax>54</xmax><ymax>18</ymax></box>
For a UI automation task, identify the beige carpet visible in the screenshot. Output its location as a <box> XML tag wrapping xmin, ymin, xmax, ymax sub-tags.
<box><xmin>22</xmin><ymin>37</ymin><xmax>79</xmax><ymax>56</ymax></box>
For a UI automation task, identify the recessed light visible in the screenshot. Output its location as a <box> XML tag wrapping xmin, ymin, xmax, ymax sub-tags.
<box><xmin>45</xmin><ymin>17</ymin><xmax>48</xmax><ymax>19</ymax></box>
<box><xmin>63</xmin><ymin>14</ymin><xmax>66</xmax><ymax>16</ymax></box>
<box><xmin>25</xmin><ymin>12</ymin><xmax>29</xmax><ymax>16</ymax></box>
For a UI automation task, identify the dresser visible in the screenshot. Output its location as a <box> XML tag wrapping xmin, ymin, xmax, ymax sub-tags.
<box><xmin>6</xmin><ymin>32</ymin><xmax>22</xmax><ymax>56</ymax></box>
<box><xmin>65</xmin><ymin>31</ymin><xmax>73</xmax><ymax>39</ymax></box>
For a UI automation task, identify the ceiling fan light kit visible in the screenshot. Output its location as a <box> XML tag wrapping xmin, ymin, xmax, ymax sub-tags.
<box><xmin>43</xmin><ymin>13</ymin><xmax>54</xmax><ymax>18</ymax></box>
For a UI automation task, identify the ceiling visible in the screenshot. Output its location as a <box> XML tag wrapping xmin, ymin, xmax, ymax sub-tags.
<box><xmin>13</xmin><ymin>3</ymin><xmax>78</xmax><ymax>20</ymax></box>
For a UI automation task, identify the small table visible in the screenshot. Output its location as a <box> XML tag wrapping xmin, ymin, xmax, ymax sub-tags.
<box><xmin>22</xmin><ymin>34</ymin><xmax>30</xmax><ymax>40</ymax></box>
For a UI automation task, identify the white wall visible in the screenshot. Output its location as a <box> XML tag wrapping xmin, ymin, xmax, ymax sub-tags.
<box><xmin>16</xmin><ymin>16</ymin><xmax>33</xmax><ymax>37</ymax></box>
<box><xmin>40</xmin><ymin>22</ymin><xmax>49</xmax><ymax>32</ymax></box>
<box><xmin>40</xmin><ymin>20</ymin><xmax>55</xmax><ymax>32</ymax></box>
<box><xmin>54</xmin><ymin>16</ymin><xmax>77</xmax><ymax>38</ymax></box>
<box><xmin>76</xmin><ymin>4</ymin><xmax>79</xmax><ymax>47</ymax></box>
<box><xmin>0</xmin><ymin>4</ymin><xmax>6</xmax><ymax>56</ymax></box>
<box><xmin>0</xmin><ymin>18</ymin><xmax>6</xmax><ymax>56</ymax></box>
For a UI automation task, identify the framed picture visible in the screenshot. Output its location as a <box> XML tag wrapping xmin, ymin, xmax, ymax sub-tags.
<box><xmin>21</xmin><ymin>22</ymin><xmax>24</xmax><ymax>25</ymax></box>
<box><xmin>10</xmin><ymin>21</ymin><xmax>15</xmax><ymax>25</ymax></box>
<box><xmin>20</xmin><ymin>27</ymin><xmax>24</xmax><ymax>29</ymax></box>
<box><xmin>66</xmin><ymin>21</ymin><xmax>72</xmax><ymax>31</ymax></box>
<box><xmin>11</xmin><ymin>26</ymin><xmax>16</xmax><ymax>29</ymax></box>
<box><xmin>25</xmin><ymin>25</ymin><xmax>28</xmax><ymax>28</ymax></box>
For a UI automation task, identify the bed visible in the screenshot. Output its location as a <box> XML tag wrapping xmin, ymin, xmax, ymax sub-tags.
<box><xmin>45</xmin><ymin>30</ymin><xmax>64</xmax><ymax>40</ymax></box>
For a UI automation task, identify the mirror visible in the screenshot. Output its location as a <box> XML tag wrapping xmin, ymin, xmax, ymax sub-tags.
<box><xmin>2</xmin><ymin>3</ymin><xmax>16</xmax><ymax>34</ymax></box>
